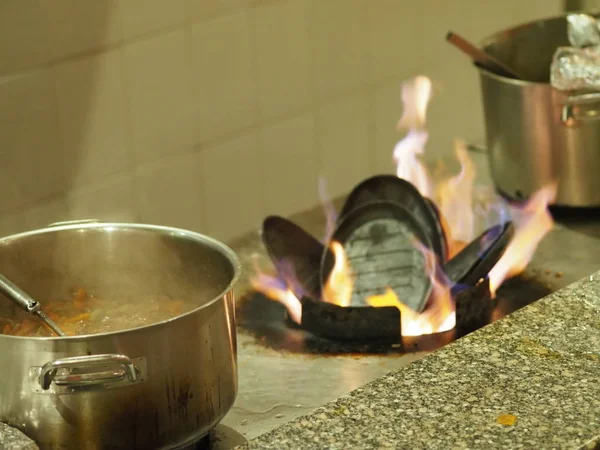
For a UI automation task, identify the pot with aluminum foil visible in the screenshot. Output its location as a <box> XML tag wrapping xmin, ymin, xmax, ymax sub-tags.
<box><xmin>0</xmin><ymin>221</ymin><xmax>241</xmax><ymax>450</ymax></box>
<box><xmin>477</xmin><ymin>13</ymin><xmax>600</xmax><ymax>207</ymax></box>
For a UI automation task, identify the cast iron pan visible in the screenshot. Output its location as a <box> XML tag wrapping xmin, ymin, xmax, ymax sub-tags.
<box><xmin>321</xmin><ymin>201</ymin><xmax>434</xmax><ymax>313</ymax></box>
<box><xmin>444</xmin><ymin>221</ymin><xmax>515</xmax><ymax>287</ymax></box>
<box><xmin>338</xmin><ymin>175</ymin><xmax>446</xmax><ymax>261</ymax></box>
<box><xmin>424</xmin><ymin>197</ymin><xmax>449</xmax><ymax>261</ymax></box>
<box><xmin>262</xmin><ymin>216</ymin><xmax>330</xmax><ymax>300</ymax></box>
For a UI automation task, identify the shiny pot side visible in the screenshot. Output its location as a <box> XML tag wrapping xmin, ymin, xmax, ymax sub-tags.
<box><xmin>0</xmin><ymin>223</ymin><xmax>241</xmax><ymax>450</ymax></box>
<box><xmin>478</xmin><ymin>14</ymin><xmax>600</xmax><ymax>207</ymax></box>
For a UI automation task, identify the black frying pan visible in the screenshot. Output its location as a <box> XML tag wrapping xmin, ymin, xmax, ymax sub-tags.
<box><xmin>321</xmin><ymin>201</ymin><xmax>434</xmax><ymax>313</ymax></box>
<box><xmin>444</xmin><ymin>222</ymin><xmax>514</xmax><ymax>287</ymax></box>
<box><xmin>339</xmin><ymin>175</ymin><xmax>446</xmax><ymax>261</ymax></box>
<box><xmin>262</xmin><ymin>216</ymin><xmax>330</xmax><ymax>300</ymax></box>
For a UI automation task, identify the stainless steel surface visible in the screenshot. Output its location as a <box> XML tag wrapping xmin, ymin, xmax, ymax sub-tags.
<box><xmin>478</xmin><ymin>14</ymin><xmax>600</xmax><ymax>206</ymax></box>
<box><xmin>0</xmin><ymin>273</ymin><xmax>66</xmax><ymax>336</ymax></box>
<box><xmin>223</xmin><ymin>153</ymin><xmax>600</xmax><ymax>440</ymax></box>
<box><xmin>0</xmin><ymin>223</ymin><xmax>241</xmax><ymax>450</ymax></box>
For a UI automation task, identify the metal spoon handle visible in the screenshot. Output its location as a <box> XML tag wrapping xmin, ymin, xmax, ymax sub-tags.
<box><xmin>0</xmin><ymin>273</ymin><xmax>66</xmax><ymax>336</ymax></box>
<box><xmin>0</xmin><ymin>273</ymin><xmax>39</xmax><ymax>312</ymax></box>
<box><xmin>35</xmin><ymin>311</ymin><xmax>67</xmax><ymax>337</ymax></box>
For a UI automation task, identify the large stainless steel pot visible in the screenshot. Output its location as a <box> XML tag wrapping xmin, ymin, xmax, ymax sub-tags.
<box><xmin>478</xmin><ymin>14</ymin><xmax>600</xmax><ymax>207</ymax></box>
<box><xmin>0</xmin><ymin>221</ymin><xmax>241</xmax><ymax>450</ymax></box>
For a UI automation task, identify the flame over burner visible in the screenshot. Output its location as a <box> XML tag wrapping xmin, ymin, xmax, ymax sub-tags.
<box><xmin>394</xmin><ymin>76</ymin><xmax>432</xmax><ymax>198</ymax></box>
<box><xmin>322</xmin><ymin>241</ymin><xmax>353</xmax><ymax>307</ymax></box>
<box><xmin>488</xmin><ymin>184</ymin><xmax>556</xmax><ymax>295</ymax></box>
<box><xmin>436</xmin><ymin>141</ymin><xmax>475</xmax><ymax>246</ymax></box>
<box><xmin>252</xmin><ymin>75</ymin><xmax>556</xmax><ymax>337</ymax></box>
<box><xmin>366</xmin><ymin>241</ymin><xmax>455</xmax><ymax>336</ymax></box>
<box><xmin>250</xmin><ymin>260</ymin><xmax>302</xmax><ymax>324</ymax></box>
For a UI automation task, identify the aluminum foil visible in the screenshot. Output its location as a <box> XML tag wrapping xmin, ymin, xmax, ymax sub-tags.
<box><xmin>0</xmin><ymin>422</ymin><xmax>39</xmax><ymax>450</ymax></box>
<box><xmin>567</xmin><ymin>13</ymin><xmax>600</xmax><ymax>48</ymax></box>
<box><xmin>550</xmin><ymin>45</ymin><xmax>600</xmax><ymax>91</ymax></box>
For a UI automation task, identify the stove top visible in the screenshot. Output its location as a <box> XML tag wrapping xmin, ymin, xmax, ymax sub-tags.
<box><xmin>222</xmin><ymin>158</ymin><xmax>600</xmax><ymax>440</ymax></box>
<box><xmin>236</xmin><ymin>274</ymin><xmax>550</xmax><ymax>355</ymax></box>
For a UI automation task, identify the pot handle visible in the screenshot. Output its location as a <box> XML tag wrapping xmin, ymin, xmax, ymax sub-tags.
<box><xmin>38</xmin><ymin>354</ymin><xmax>140</xmax><ymax>390</ymax></box>
<box><xmin>561</xmin><ymin>93</ymin><xmax>600</xmax><ymax>126</ymax></box>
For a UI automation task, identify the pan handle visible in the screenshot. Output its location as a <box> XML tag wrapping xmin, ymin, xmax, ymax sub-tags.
<box><xmin>561</xmin><ymin>93</ymin><xmax>600</xmax><ymax>126</ymax></box>
<box><xmin>37</xmin><ymin>354</ymin><xmax>143</xmax><ymax>391</ymax></box>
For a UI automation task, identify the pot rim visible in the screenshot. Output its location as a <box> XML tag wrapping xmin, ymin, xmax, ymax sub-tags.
<box><xmin>477</xmin><ymin>11</ymin><xmax>584</xmax><ymax>88</ymax></box>
<box><xmin>0</xmin><ymin>222</ymin><xmax>242</xmax><ymax>342</ymax></box>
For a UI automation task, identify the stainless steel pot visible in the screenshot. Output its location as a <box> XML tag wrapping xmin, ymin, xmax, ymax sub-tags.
<box><xmin>0</xmin><ymin>221</ymin><xmax>241</xmax><ymax>450</ymax></box>
<box><xmin>478</xmin><ymin>14</ymin><xmax>600</xmax><ymax>207</ymax></box>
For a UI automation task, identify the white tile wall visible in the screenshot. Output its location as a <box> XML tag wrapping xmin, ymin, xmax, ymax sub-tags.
<box><xmin>54</xmin><ymin>49</ymin><xmax>131</xmax><ymax>187</ymax></box>
<box><xmin>186</xmin><ymin>0</ymin><xmax>249</xmax><ymax>21</ymax></box>
<box><xmin>252</xmin><ymin>0</ymin><xmax>311</xmax><ymax>120</ymax></box>
<box><xmin>64</xmin><ymin>173</ymin><xmax>137</xmax><ymax>223</ymax></box>
<box><xmin>202</xmin><ymin>132</ymin><xmax>264</xmax><ymax>241</ymax></box>
<box><xmin>373</xmin><ymin>82</ymin><xmax>402</xmax><ymax>175</ymax></box>
<box><xmin>367</xmin><ymin>0</ymin><xmax>423</xmax><ymax>83</ymax></box>
<box><xmin>421</xmin><ymin>0</ymin><xmax>470</xmax><ymax>69</ymax></box>
<box><xmin>425</xmin><ymin>62</ymin><xmax>484</xmax><ymax>157</ymax></box>
<box><xmin>0</xmin><ymin>1</ymin><xmax>53</xmax><ymax>76</ymax></box>
<box><xmin>308</xmin><ymin>0</ymin><xmax>370</xmax><ymax>99</ymax></box>
<box><xmin>44</xmin><ymin>1</ymin><xmax>122</xmax><ymax>59</ymax></box>
<box><xmin>317</xmin><ymin>92</ymin><xmax>372</xmax><ymax>198</ymax></box>
<box><xmin>0</xmin><ymin>70</ymin><xmax>65</xmax><ymax>212</ymax></box>
<box><xmin>261</xmin><ymin>114</ymin><xmax>318</xmax><ymax>217</ymax></box>
<box><xmin>0</xmin><ymin>0</ymin><xmax>565</xmax><ymax>242</ymax></box>
<box><xmin>118</xmin><ymin>0</ymin><xmax>186</xmax><ymax>40</ymax></box>
<box><xmin>136</xmin><ymin>152</ymin><xmax>205</xmax><ymax>230</ymax></box>
<box><xmin>123</xmin><ymin>29</ymin><xmax>195</xmax><ymax>163</ymax></box>
<box><xmin>190</xmin><ymin>12</ymin><xmax>256</xmax><ymax>142</ymax></box>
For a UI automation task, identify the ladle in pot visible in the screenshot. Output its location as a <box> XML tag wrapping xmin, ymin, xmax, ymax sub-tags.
<box><xmin>446</xmin><ymin>31</ymin><xmax>523</xmax><ymax>80</ymax></box>
<box><xmin>0</xmin><ymin>273</ymin><xmax>67</xmax><ymax>336</ymax></box>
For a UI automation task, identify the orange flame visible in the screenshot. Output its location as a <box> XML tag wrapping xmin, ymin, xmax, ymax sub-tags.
<box><xmin>322</xmin><ymin>241</ymin><xmax>353</xmax><ymax>307</ymax></box>
<box><xmin>394</xmin><ymin>76</ymin><xmax>432</xmax><ymax>198</ymax></box>
<box><xmin>397</xmin><ymin>75</ymin><xmax>432</xmax><ymax>130</ymax></box>
<box><xmin>250</xmin><ymin>264</ymin><xmax>302</xmax><ymax>324</ymax></box>
<box><xmin>488</xmin><ymin>184</ymin><xmax>556</xmax><ymax>295</ymax></box>
<box><xmin>251</xmin><ymin>74</ymin><xmax>556</xmax><ymax>338</ymax></box>
<box><xmin>366</xmin><ymin>241</ymin><xmax>455</xmax><ymax>336</ymax></box>
<box><xmin>436</xmin><ymin>140</ymin><xmax>475</xmax><ymax>245</ymax></box>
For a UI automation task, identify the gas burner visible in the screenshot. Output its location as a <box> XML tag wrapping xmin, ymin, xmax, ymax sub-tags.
<box><xmin>259</xmin><ymin>174</ymin><xmax>515</xmax><ymax>345</ymax></box>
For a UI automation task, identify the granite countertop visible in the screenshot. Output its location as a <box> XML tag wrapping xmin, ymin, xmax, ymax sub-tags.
<box><xmin>237</xmin><ymin>272</ymin><xmax>600</xmax><ymax>449</ymax></box>
<box><xmin>0</xmin><ymin>423</ymin><xmax>39</xmax><ymax>450</ymax></box>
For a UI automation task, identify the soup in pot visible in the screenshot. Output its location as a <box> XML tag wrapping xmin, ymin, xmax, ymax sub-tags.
<box><xmin>0</xmin><ymin>288</ymin><xmax>197</xmax><ymax>337</ymax></box>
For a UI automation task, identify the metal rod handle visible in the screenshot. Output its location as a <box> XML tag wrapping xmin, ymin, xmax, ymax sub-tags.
<box><xmin>39</xmin><ymin>354</ymin><xmax>139</xmax><ymax>390</ymax></box>
<box><xmin>0</xmin><ymin>273</ymin><xmax>39</xmax><ymax>313</ymax></box>
<box><xmin>0</xmin><ymin>273</ymin><xmax>66</xmax><ymax>336</ymax></box>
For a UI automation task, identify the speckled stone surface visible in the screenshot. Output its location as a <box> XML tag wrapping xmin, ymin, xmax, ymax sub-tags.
<box><xmin>0</xmin><ymin>423</ymin><xmax>39</xmax><ymax>450</ymax></box>
<box><xmin>237</xmin><ymin>273</ymin><xmax>600</xmax><ymax>450</ymax></box>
